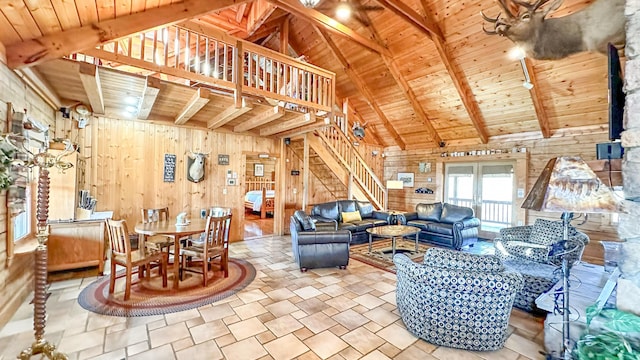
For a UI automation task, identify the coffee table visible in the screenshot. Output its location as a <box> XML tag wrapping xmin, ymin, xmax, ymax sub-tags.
<box><xmin>366</xmin><ymin>225</ymin><xmax>420</xmax><ymax>256</ymax></box>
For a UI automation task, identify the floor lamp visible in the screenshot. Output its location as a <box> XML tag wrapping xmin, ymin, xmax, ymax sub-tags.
<box><xmin>521</xmin><ymin>156</ymin><xmax>623</xmax><ymax>360</ymax></box>
<box><xmin>385</xmin><ymin>180</ymin><xmax>404</xmax><ymax>212</ymax></box>
<box><xmin>15</xmin><ymin>140</ymin><xmax>74</xmax><ymax>360</ymax></box>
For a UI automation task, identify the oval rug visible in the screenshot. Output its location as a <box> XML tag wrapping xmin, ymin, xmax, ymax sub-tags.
<box><xmin>78</xmin><ymin>258</ymin><xmax>255</xmax><ymax>317</ymax></box>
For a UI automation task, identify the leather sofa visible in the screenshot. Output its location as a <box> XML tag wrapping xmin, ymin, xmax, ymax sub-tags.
<box><xmin>403</xmin><ymin>202</ymin><xmax>480</xmax><ymax>250</ymax></box>
<box><xmin>308</xmin><ymin>200</ymin><xmax>390</xmax><ymax>244</ymax></box>
<box><xmin>290</xmin><ymin>210</ymin><xmax>351</xmax><ymax>271</ymax></box>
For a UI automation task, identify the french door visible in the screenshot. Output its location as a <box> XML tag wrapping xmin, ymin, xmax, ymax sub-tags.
<box><xmin>444</xmin><ymin>161</ymin><xmax>516</xmax><ymax>238</ymax></box>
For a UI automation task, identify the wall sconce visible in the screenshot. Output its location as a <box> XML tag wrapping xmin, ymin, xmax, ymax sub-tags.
<box><xmin>372</xmin><ymin>150</ymin><xmax>379</xmax><ymax>157</ymax></box>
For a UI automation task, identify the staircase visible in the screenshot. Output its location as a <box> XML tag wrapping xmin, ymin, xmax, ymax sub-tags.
<box><xmin>288</xmin><ymin>140</ymin><xmax>348</xmax><ymax>200</ymax></box>
<box><xmin>313</xmin><ymin>124</ymin><xmax>386</xmax><ymax>209</ymax></box>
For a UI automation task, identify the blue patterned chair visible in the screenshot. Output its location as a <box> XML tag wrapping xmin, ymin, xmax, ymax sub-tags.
<box><xmin>394</xmin><ymin>248</ymin><xmax>523</xmax><ymax>351</ymax></box>
<box><xmin>494</xmin><ymin>218</ymin><xmax>590</xmax><ymax>312</ymax></box>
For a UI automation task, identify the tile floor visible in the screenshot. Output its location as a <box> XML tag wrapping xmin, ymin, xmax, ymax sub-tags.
<box><xmin>0</xmin><ymin>236</ymin><xmax>546</xmax><ymax>360</ymax></box>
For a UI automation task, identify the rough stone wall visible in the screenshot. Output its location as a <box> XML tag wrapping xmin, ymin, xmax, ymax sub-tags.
<box><xmin>620</xmin><ymin>0</ymin><xmax>640</xmax><ymax>286</ymax></box>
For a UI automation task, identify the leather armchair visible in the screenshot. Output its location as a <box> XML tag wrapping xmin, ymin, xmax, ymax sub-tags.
<box><xmin>290</xmin><ymin>210</ymin><xmax>350</xmax><ymax>271</ymax></box>
<box><xmin>394</xmin><ymin>248</ymin><xmax>523</xmax><ymax>351</ymax></box>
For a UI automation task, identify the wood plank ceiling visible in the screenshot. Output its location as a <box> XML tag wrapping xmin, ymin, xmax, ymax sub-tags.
<box><xmin>0</xmin><ymin>0</ymin><xmax>612</xmax><ymax>148</ymax></box>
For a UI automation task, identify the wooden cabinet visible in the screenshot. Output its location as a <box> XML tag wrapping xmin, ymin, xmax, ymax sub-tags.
<box><xmin>47</xmin><ymin>220</ymin><xmax>106</xmax><ymax>274</ymax></box>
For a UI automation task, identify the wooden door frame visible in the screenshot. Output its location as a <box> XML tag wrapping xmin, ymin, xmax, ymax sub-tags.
<box><xmin>242</xmin><ymin>151</ymin><xmax>283</xmax><ymax>236</ymax></box>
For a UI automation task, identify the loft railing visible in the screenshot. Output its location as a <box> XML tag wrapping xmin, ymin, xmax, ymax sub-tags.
<box><xmin>315</xmin><ymin>123</ymin><xmax>386</xmax><ymax>209</ymax></box>
<box><xmin>69</xmin><ymin>24</ymin><xmax>335</xmax><ymax>113</ymax></box>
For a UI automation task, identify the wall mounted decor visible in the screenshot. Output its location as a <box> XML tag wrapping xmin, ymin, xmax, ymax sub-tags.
<box><xmin>218</xmin><ymin>154</ymin><xmax>229</xmax><ymax>165</ymax></box>
<box><xmin>254</xmin><ymin>163</ymin><xmax>264</xmax><ymax>177</ymax></box>
<box><xmin>163</xmin><ymin>154</ymin><xmax>176</xmax><ymax>182</ymax></box>
<box><xmin>397</xmin><ymin>172</ymin><xmax>415</xmax><ymax>187</ymax></box>
<box><xmin>187</xmin><ymin>151</ymin><xmax>209</xmax><ymax>183</ymax></box>
<box><xmin>419</xmin><ymin>162</ymin><xmax>431</xmax><ymax>173</ymax></box>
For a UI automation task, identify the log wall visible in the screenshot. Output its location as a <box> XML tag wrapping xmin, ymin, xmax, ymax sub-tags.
<box><xmin>384</xmin><ymin>129</ymin><xmax>618</xmax><ymax>264</ymax></box>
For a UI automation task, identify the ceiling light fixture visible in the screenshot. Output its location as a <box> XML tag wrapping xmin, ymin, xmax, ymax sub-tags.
<box><xmin>299</xmin><ymin>0</ymin><xmax>321</xmax><ymax>7</ymax></box>
<box><xmin>335</xmin><ymin>2</ymin><xmax>352</xmax><ymax>20</ymax></box>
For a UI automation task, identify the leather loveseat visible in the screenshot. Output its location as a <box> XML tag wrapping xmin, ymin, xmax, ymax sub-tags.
<box><xmin>308</xmin><ymin>200</ymin><xmax>390</xmax><ymax>244</ymax></box>
<box><xmin>403</xmin><ymin>202</ymin><xmax>480</xmax><ymax>250</ymax></box>
<box><xmin>290</xmin><ymin>210</ymin><xmax>351</xmax><ymax>272</ymax></box>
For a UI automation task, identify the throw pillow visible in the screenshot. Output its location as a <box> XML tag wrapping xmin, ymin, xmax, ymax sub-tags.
<box><xmin>341</xmin><ymin>211</ymin><xmax>362</xmax><ymax>223</ymax></box>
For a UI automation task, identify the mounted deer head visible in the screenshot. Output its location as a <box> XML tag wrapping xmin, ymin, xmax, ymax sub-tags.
<box><xmin>187</xmin><ymin>150</ymin><xmax>210</xmax><ymax>183</ymax></box>
<box><xmin>481</xmin><ymin>0</ymin><xmax>625</xmax><ymax>60</ymax></box>
<box><xmin>352</xmin><ymin>122</ymin><xmax>367</xmax><ymax>139</ymax></box>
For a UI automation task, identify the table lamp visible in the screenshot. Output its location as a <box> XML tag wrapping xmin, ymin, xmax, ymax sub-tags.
<box><xmin>521</xmin><ymin>156</ymin><xmax>624</xmax><ymax>360</ymax></box>
<box><xmin>386</xmin><ymin>180</ymin><xmax>404</xmax><ymax>211</ymax></box>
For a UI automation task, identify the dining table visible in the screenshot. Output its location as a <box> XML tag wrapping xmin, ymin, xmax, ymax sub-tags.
<box><xmin>134</xmin><ymin>218</ymin><xmax>208</xmax><ymax>289</ymax></box>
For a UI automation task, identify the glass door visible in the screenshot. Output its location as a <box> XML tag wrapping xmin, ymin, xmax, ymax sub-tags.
<box><xmin>445</xmin><ymin>161</ymin><xmax>515</xmax><ymax>238</ymax></box>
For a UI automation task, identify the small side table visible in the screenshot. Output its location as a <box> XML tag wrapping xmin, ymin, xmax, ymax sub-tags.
<box><xmin>388</xmin><ymin>211</ymin><xmax>407</xmax><ymax>225</ymax></box>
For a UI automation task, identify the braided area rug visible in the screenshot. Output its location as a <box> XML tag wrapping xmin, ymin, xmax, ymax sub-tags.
<box><xmin>78</xmin><ymin>258</ymin><xmax>255</xmax><ymax>317</ymax></box>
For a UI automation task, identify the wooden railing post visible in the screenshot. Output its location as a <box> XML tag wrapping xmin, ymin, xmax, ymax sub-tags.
<box><xmin>234</xmin><ymin>41</ymin><xmax>243</xmax><ymax>108</ymax></box>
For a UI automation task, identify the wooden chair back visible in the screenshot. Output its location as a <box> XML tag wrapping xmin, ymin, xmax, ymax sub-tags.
<box><xmin>141</xmin><ymin>207</ymin><xmax>170</xmax><ymax>223</ymax></box>
<box><xmin>202</xmin><ymin>214</ymin><xmax>232</xmax><ymax>252</ymax></box>
<box><xmin>106</xmin><ymin>219</ymin><xmax>131</xmax><ymax>259</ymax></box>
<box><xmin>209</xmin><ymin>207</ymin><xmax>232</xmax><ymax>217</ymax></box>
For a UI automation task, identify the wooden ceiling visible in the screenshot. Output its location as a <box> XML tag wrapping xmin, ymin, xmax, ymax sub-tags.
<box><xmin>0</xmin><ymin>0</ymin><xmax>613</xmax><ymax>149</ymax></box>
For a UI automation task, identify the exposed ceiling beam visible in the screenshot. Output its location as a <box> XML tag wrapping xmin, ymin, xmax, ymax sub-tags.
<box><xmin>280</xmin><ymin>16</ymin><xmax>290</xmax><ymax>54</ymax></box>
<box><xmin>247</xmin><ymin>0</ymin><xmax>277</xmax><ymax>35</ymax></box>
<box><xmin>234</xmin><ymin>105</ymin><xmax>285</xmax><ymax>132</ymax></box>
<box><xmin>268</xmin><ymin>0</ymin><xmax>390</xmax><ymax>56</ymax></box>
<box><xmin>6</xmin><ymin>0</ymin><xmax>251</xmax><ymax>69</ymax></box>
<box><xmin>432</xmin><ymin>39</ymin><xmax>488</xmax><ymax>144</ymax></box>
<box><xmin>78</xmin><ymin>63</ymin><xmax>105</xmax><ymax>115</ymax></box>
<box><xmin>175</xmin><ymin>88</ymin><xmax>210</xmax><ymax>125</ymax></box>
<box><xmin>315</xmin><ymin>27</ymin><xmax>406</xmax><ymax>149</ymax></box>
<box><xmin>13</xmin><ymin>67</ymin><xmax>62</xmax><ymax>109</ymax></box>
<box><xmin>208</xmin><ymin>99</ymin><xmax>253</xmax><ymax>129</ymax></box>
<box><xmin>275</xmin><ymin>119</ymin><xmax>329</xmax><ymax>138</ymax></box>
<box><xmin>137</xmin><ymin>76</ymin><xmax>162</xmax><ymax>120</ymax></box>
<box><xmin>260</xmin><ymin>112</ymin><xmax>315</xmax><ymax>136</ymax></box>
<box><xmin>236</xmin><ymin>3</ymin><xmax>247</xmax><ymax>23</ymax></box>
<box><xmin>356</xmin><ymin>9</ymin><xmax>443</xmax><ymax>146</ymax></box>
<box><xmin>375</xmin><ymin>0</ymin><xmax>443</xmax><ymax>41</ymax></box>
<box><xmin>384</xmin><ymin>0</ymin><xmax>489</xmax><ymax>143</ymax></box>
<box><xmin>524</xmin><ymin>58</ymin><xmax>551</xmax><ymax>138</ymax></box>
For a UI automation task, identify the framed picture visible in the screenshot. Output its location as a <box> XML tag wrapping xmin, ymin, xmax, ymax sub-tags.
<box><xmin>397</xmin><ymin>172</ymin><xmax>414</xmax><ymax>187</ymax></box>
<box><xmin>254</xmin><ymin>163</ymin><xmax>264</xmax><ymax>177</ymax></box>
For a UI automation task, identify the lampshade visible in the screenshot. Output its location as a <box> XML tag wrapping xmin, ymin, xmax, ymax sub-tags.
<box><xmin>386</xmin><ymin>180</ymin><xmax>404</xmax><ymax>190</ymax></box>
<box><xmin>521</xmin><ymin>156</ymin><xmax>623</xmax><ymax>213</ymax></box>
<box><xmin>299</xmin><ymin>0</ymin><xmax>321</xmax><ymax>7</ymax></box>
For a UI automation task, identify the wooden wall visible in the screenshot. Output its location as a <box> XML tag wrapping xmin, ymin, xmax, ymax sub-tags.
<box><xmin>85</xmin><ymin>117</ymin><xmax>280</xmax><ymax>242</ymax></box>
<box><xmin>384</xmin><ymin>129</ymin><xmax>618</xmax><ymax>264</ymax></box>
<box><xmin>0</xmin><ymin>56</ymin><xmax>56</xmax><ymax>327</ymax></box>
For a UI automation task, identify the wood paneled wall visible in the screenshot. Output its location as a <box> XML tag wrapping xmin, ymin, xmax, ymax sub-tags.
<box><xmin>86</xmin><ymin>117</ymin><xmax>280</xmax><ymax>241</ymax></box>
<box><xmin>0</xmin><ymin>57</ymin><xmax>56</xmax><ymax>327</ymax></box>
<box><xmin>384</xmin><ymin>129</ymin><xmax>618</xmax><ymax>264</ymax></box>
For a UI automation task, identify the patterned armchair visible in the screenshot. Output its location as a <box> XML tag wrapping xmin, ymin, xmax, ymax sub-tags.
<box><xmin>394</xmin><ymin>248</ymin><xmax>523</xmax><ymax>351</ymax></box>
<box><xmin>494</xmin><ymin>218</ymin><xmax>590</xmax><ymax>312</ymax></box>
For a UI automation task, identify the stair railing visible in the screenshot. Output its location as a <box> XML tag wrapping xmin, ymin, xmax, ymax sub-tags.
<box><xmin>315</xmin><ymin>121</ymin><xmax>386</xmax><ymax>209</ymax></box>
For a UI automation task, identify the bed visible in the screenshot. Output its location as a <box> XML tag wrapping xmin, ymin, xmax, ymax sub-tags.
<box><xmin>244</xmin><ymin>177</ymin><xmax>275</xmax><ymax>219</ymax></box>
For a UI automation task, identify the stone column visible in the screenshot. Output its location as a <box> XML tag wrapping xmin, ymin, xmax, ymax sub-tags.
<box><xmin>618</xmin><ymin>0</ymin><xmax>640</xmax><ymax>315</ymax></box>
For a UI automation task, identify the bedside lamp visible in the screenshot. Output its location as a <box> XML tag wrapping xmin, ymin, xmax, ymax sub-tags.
<box><xmin>521</xmin><ymin>156</ymin><xmax>624</xmax><ymax>360</ymax></box>
<box><xmin>385</xmin><ymin>180</ymin><xmax>404</xmax><ymax>211</ymax></box>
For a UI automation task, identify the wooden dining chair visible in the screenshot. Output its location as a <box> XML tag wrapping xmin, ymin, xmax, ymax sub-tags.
<box><xmin>140</xmin><ymin>207</ymin><xmax>175</xmax><ymax>254</ymax></box>
<box><xmin>179</xmin><ymin>214</ymin><xmax>232</xmax><ymax>286</ymax></box>
<box><xmin>106</xmin><ymin>219</ymin><xmax>168</xmax><ymax>300</ymax></box>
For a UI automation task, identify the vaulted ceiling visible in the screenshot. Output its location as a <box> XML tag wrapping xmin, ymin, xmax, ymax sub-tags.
<box><xmin>0</xmin><ymin>0</ymin><xmax>612</xmax><ymax>149</ymax></box>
